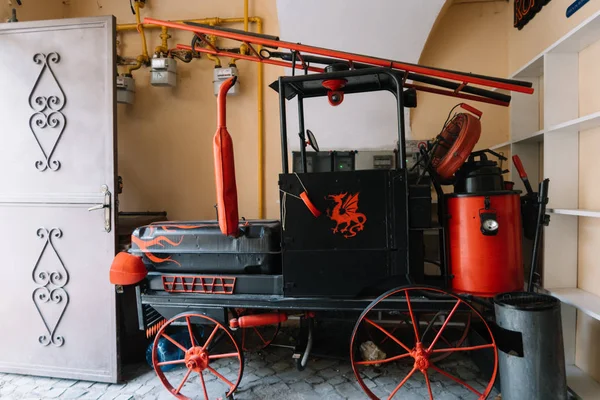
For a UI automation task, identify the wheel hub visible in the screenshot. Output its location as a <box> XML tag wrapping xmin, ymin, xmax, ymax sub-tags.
<box><xmin>412</xmin><ymin>343</ymin><xmax>430</xmax><ymax>372</ymax></box>
<box><xmin>184</xmin><ymin>346</ymin><xmax>209</xmax><ymax>372</ymax></box>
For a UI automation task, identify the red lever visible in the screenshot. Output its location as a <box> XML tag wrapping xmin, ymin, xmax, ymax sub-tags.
<box><xmin>459</xmin><ymin>103</ymin><xmax>483</xmax><ymax>118</ymax></box>
<box><xmin>300</xmin><ymin>191</ymin><xmax>321</xmax><ymax>218</ymax></box>
<box><xmin>512</xmin><ymin>155</ymin><xmax>534</xmax><ymax>195</ymax></box>
<box><xmin>512</xmin><ymin>155</ymin><xmax>527</xmax><ymax>179</ymax></box>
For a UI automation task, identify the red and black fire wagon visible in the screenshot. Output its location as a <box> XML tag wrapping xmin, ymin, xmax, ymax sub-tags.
<box><xmin>109</xmin><ymin>19</ymin><xmax>548</xmax><ymax>400</ymax></box>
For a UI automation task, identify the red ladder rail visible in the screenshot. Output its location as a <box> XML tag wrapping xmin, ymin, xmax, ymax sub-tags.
<box><xmin>144</xmin><ymin>17</ymin><xmax>533</xmax><ymax>106</ymax></box>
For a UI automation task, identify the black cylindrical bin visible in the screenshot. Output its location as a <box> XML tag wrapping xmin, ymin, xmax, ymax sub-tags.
<box><xmin>494</xmin><ymin>292</ymin><xmax>567</xmax><ymax>400</ymax></box>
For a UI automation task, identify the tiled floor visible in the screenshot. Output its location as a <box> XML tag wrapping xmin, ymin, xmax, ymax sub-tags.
<box><xmin>0</xmin><ymin>329</ymin><xmax>497</xmax><ymax>399</ymax></box>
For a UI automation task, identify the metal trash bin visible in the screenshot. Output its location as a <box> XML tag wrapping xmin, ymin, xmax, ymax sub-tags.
<box><xmin>494</xmin><ymin>292</ymin><xmax>567</xmax><ymax>400</ymax></box>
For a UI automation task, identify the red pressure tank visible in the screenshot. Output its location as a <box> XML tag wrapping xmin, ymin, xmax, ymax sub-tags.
<box><xmin>446</xmin><ymin>151</ymin><xmax>524</xmax><ymax>297</ymax></box>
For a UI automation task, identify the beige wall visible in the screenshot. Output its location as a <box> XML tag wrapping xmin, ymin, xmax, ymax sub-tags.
<box><xmin>508</xmin><ymin>0</ymin><xmax>600</xmax><ymax>74</ymax></box>
<box><xmin>62</xmin><ymin>0</ymin><xmax>282</xmax><ymax>221</ymax></box>
<box><xmin>1</xmin><ymin>0</ymin><xmax>65</xmax><ymax>22</ymax></box>
<box><xmin>411</xmin><ymin>1</ymin><xmax>509</xmax><ymax>151</ymax></box>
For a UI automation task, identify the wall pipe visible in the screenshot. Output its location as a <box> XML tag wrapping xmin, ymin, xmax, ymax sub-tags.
<box><xmin>204</xmin><ymin>25</ymin><xmax>222</xmax><ymax>67</ymax></box>
<box><xmin>116</xmin><ymin>17</ymin><xmax>264</xmax><ymax>32</ymax></box>
<box><xmin>154</xmin><ymin>26</ymin><xmax>170</xmax><ymax>56</ymax></box>
<box><xmin>230</xmin><ymin>0</ymin><xmax>249</xmax><ymax>64</ymax></box>
<box><xmin>127</xmin><ymin>0</ymin><xmax>150</xmax><ymax>74</ymax></box>
<box><xmin>256</xmin><ymin>18</ymin><xmax>265</xmax><ymax>219</ymax></box>
<box><xmin>117</xmin><ymin>12</ymin><xmax>267</xmax><ymax>218</ymax></box>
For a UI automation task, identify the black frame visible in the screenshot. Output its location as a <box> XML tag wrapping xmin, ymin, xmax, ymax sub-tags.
<box><xmin>274</xmin><ymin>67</ymin><xmax>410</xmax><ymax>174</ymax></box>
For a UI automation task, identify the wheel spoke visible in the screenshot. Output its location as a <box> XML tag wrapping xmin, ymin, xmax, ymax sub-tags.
<box><xmin>209</xmin><ymin>352</ymin><xmax>240</xmax><ymax>360</ymax></box>
<box><xmin>431</xmin><ymin>364</ymin><xmax>482</xmax><ymax>396</ymax></box>
<box><xmin>355</xmin><ymin>352</ymin><xmax>412</xmax><ymax>366</ymax></box>
<box><xmin>365</xmin><ymin>318</ymin><xmax>412</xmax><ymax>354</ymax></box>
<box><xmin>431</xmin><ymin>343</ymin><xmax>495</xmax><ymax>353</ymax></box>
<box><xmin>175</xmin><ymin>368</ymin><xmax>192</xmax><ymax>394</ymax></box>
<box><xmin>253</xmin><ymin>326</ymin><xmax>268</xmax><ymax>345</ymax></box>
<box><xmin>431</xmin><ymin>326</ymin><xmax>453</xmax><ymax>348</ymax></box>
<box><xmin>185</xmin><ymin>316</ymin><xmax>196</xmax><ymax>347</ymax></box>
<box><xmin>207</xmin><ymin>366</ymin><xmax>235</xmax><ymax>388</ymax></box>
<box><xmin>162</xmin><ymin>332</ymin><xmax>189</xmax><ymax>353</ymax></box>
<box><xmin>405</xmin><ymin>291</ymin><xmax>420</xmax><ymax>343</ymax></box>
<box><xmin>388</xmin><ymin>366</ymin><xmax>417</xmax><ymax>399</ymax></box>
<box><xmin>199</xmin><ymin>372</ymin><xmax>209</xmax><ymax>400</ymax></box>
<box><xmin>380</xmin><ymin>326</ymin><xmax>398</xmax><ymax>345</ymax></box>
<box><xmin>202</xmin><ymin>325</ymin><xmax>220</xmax><ymax>351</ymax></box>
<box><xmin>427</xmin><ymin>300</ymin><xmax>461</xmax><ymax>352</ymax></box>
<box><xmin>157</xmin><ymin>359</ymin><xmax>186</xmax><ymax>367</ymax></box>
<box><xmin>424</xmin><ymin>370</ymin><xmax>434</xmax><ymax>400</ymax></box>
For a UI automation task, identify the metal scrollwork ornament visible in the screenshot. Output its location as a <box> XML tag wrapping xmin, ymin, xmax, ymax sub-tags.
<box><xmin>32</xmin><ymin>227</ymin><xmax>69</xmax><ymax>346</ymax></box>
<box><xmin>28</xmin><ymin>52</ymin><xmax>67</xmax><ymax>171</ymax></box>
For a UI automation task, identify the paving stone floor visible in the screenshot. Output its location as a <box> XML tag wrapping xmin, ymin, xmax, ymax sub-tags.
<box><xmin>0</xmin><ymin>331</ymin><xmax>498</xmax><ymax>399</ymax></box>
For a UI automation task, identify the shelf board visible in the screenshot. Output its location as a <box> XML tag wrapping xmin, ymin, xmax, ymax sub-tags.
<box><xmin>510</xmin><ymin>54</ymin><xmax>544</xmax><ymax>79</ymax></box>
<box><xmin>549</xmin><ymin>208</ymin><xmax>600</xmax><ymax>218</ymax></box>
<box><xmin>512</xmin><ymin>129</ymin><xmax>545</xmax><ymax>144</ymax></box>
<box><xmin>548</xmin><ymin>287</ymin><xmax>600</xmax><ymax>321</ymax></box>
<box><xmin>567</xmin><ymin>364</ymin><xmax>600</xmax><ymax>400</ymax></box>
<box><xmin>550</xmin><ymin>9</ymin><xmax>600</xmax><ymax>54</ymax></box>
<box><xmin>547</xmin><ymin>111</ymin><xmax>600</xmax><ymax>134</ymax></box>
<box><xmin>489</xmin><ymin>140</ymin><xmax>511</xmax><ymax>150</ymax></box>
<box><xmin>490</xmin><ymin>129</ymin><xmax>544</xmax><ymax>150</ymax></box>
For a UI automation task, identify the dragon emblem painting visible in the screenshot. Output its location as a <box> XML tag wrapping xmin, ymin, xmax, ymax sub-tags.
<box><xmin>326</xmin><ymin>192</ymin><xmax>367</xmax><ymax>238</ymax></box>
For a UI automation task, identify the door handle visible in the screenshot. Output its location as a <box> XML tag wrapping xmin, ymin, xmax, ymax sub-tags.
<box><xmin>88</xmin><ymin>184</ymin><xmax>112</xmax><ymax>232</ymax></box>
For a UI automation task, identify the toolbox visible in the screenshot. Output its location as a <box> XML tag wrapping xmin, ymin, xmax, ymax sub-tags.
<box><xmin>129</xmin><ymin>220</ymin><xmax>282</xmax><ymax>274</ymax></box>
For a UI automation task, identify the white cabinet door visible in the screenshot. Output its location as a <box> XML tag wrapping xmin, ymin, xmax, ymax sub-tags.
<box><xmin>0</xmin><ymin>16</ymin><xmax>118</xmax><ymax>383</ymax></box>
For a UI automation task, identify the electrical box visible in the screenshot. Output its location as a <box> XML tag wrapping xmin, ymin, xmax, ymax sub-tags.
<box><xmin>355</xmin><ymin>151</ymin><xmax>397</xmax><ymax>170</ymax></box>
<box><xmin>151</xmin><ymin>57</ymin><xmax>177</xmax><ymax>87</ymax></box>
<box><xmin>213</xmin><ymin>66</ymin><xmax>239</xmax><ymax>96</ymax></box>
<box><xmin>353</xmin><ymin>142</ymin><xmax>425</xmax><ymax>172</ymax></box>
<box><xmin>332</xmin><ymin>151</ymin><xmax>355</xmax><ymax>171</ymax></box>
<box><xmin>116</xmin><ymin>75</ymin><xmax>135</xmax><ymax>105</ymax></box>
<box><xmin>292</xmin><ymin>151</ymin><xmax>355</xmax><ymax>173</ymax></box>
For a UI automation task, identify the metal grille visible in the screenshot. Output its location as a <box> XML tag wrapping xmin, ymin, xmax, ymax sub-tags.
<box><xmin>494</xmin><ymin>292</ymin><xmax>559</xmax><ymax>311</ymax></box>
<box><xmin>162</xmin><ymin>275</ymin><xmax>236</xmax><ymax>294</ymax></box>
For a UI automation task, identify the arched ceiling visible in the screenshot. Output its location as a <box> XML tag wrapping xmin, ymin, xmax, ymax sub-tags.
<box><xmin>275</xmin><ymin>0</ymin><xmax>447</xmax><ymax>150</ymax></box>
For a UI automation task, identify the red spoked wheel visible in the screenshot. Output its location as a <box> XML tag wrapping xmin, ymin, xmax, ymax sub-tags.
<box><xmin>350</xmin><ymin>286</ymin><xmax>497</xmax><ymax>400</ymax></box>
<box><xmin>232</xmin><ymin>308</ymin><xmax>280</xmax><ymax>352</ymax></box>
<box><xmin>422</xmin><ymin>311</ymin><xmax>472</xmax><ymax>363</ymax></box>
<box><xmin>152</xmin><ymin>312</ymin><xmax>244</xmax><ymax>400</ymax></box>
<box><xmin>365</xmin><ymin>311</ymin><xmax>471</xmax><ymax>363</ymax></box>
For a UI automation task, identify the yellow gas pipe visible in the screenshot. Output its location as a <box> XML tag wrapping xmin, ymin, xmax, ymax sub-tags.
<box><xmin>205</xmin><ymin>25</ymin><xmax>222</xmax><ymax>68</ymax></box>
<box><xmin>127</xmin><ymin>0</ymin><xmax>150</xmax><ymax>74</ymax></box>
<box><xmin>256</xmin><ymin>19</ymin><xmax>265</xmax><ymax>219</ymax></box>
<box><xmin>231</xmin><ymin>0</ymin><xmax>250</xmax><ymax>64</ymax></box>
<box><xmin>116</xmin><ymin>10</ymin><xmax>267</xmax><ymax>219</ymax></box>
<box><xmin>154</xmin><ymin>26</ymin><xmax>170</xmax><ymax>56</ymax></box>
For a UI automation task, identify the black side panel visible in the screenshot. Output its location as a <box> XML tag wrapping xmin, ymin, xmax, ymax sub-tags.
<box><xmin>279</xmin><ymin>170</ymin><xmax>411</xmax><ymax>297</ymax></box>
<box><xmin>282</xmin><ymin>250</ymin><xmax>389</xmax><ymax>297</ymax></box>
<box><xmin>279</xmin><ymin>170</ymin><xmax>390</xmax><ymax>251</ymax></box>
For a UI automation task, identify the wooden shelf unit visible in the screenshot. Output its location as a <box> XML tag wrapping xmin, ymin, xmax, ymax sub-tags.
<box><xmin>490</xmin><ymin>9</ymin><xmax>600</xmax><ymax>398</ymax></box>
